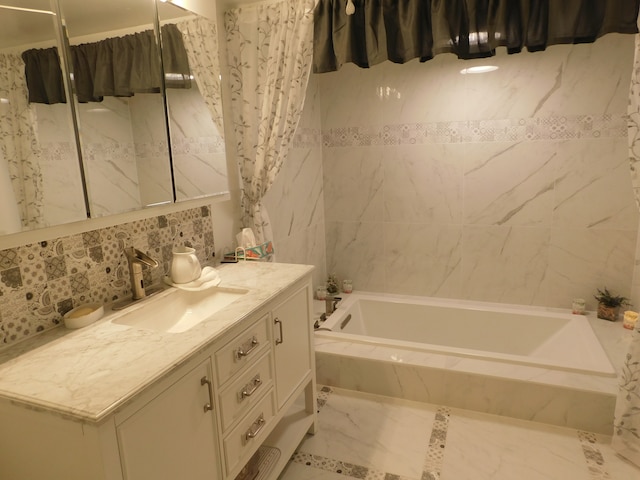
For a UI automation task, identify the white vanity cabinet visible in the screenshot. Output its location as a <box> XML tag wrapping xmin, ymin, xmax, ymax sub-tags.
<box><xmin>214</xmin><ymin>281</ymin><xmax>316</xmax><ymax>480</ymax></box>
<box><xmin>0</xmin><ymin>272</ymin><xmax>316</xmax><ymax>480</ymax></box>
<box><xmin>272</xmin><ymin>286</ymin><xmax>312</xmax><ymax>409</ymax></box>
<box><xmin>116</xmin><ymin>359</ymin><xmax>220</xmax><ymax>480</ymax></box>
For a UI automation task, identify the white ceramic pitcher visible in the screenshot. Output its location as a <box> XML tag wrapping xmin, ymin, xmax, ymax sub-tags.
<box><xmin>170</xmin><ymin>246</ymin><xmax>202</xmax><ymax>284</ymax></box>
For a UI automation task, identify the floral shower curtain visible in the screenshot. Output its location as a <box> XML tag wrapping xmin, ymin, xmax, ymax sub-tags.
<box><xmin>175</xmin><ymin>17</ymin><xmax>225</xmax><ymax>136</ymax></box>
<box><xmin>225</xmin><ymin>0</ymin><xmax>315</xmax><ymax>244</ymax></box>
<box><xmin>0</xmin><ymin>52</ymin><xmax>44</xmax><ymax>230</ymax></box>
<box><xmin>614</xmin><ymin>32</ymin><xmax>640</xmax><ymax>467</ymax></box>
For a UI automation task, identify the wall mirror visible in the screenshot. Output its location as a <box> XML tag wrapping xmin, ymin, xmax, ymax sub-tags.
<box><xmin>60</xmin><ymin>0</ymin><xmax>175</xmax><ymax>217</ymax></box>
<box><xmin>158</xmin><ymin>0</ymin><xmax>229</xmax><ymax>202</ymax></box>
<box><xmin>0</xmin><ymin>0</ymin><xmax>86</xmax><ymax>234</ymax></box>
<box><xmin>0</xmin><ymin>0</ymin><xmax>230</xmax><ymax>235</ymax></box>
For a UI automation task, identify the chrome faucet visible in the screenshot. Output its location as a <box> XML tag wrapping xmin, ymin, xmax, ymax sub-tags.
<box><xmin>325</xmin><ymin>295</ymin><xmax>341</xmax><ymax>315</ymax></box>
<box><xmin>124</xmin><ymin>247</ymin><xmax>159</xmax><ymax>300</ymax></box>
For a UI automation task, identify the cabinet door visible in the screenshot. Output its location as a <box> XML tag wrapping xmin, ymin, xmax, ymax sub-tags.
<box><xmin>117</xmin><ymin>358</ymin><xmax>220</xmax><ymax>480</ymax></box>
<box><xmin>272</xmin><ymin>285</ymin><xmax>312</xmax><ymax>409</ymax></box>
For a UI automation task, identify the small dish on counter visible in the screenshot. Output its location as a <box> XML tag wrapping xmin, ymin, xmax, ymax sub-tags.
<box><xmin>63</xmin><ymin>303</ymin><xmax>104</xmax><ymax>329</ymax></box>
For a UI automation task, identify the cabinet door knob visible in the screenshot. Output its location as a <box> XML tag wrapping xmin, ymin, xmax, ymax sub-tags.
<box><xmin>274</xmin><ymin>318</ymin><xmax>283</xmax><ymax>345</ymax></box>
<box><xmin>200</xmin><ymin>376</ymin><xmax>214</xmax><ymax>412</ymax></box>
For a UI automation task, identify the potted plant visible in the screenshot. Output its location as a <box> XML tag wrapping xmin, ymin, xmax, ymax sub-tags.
<box><xmin>326</xmin><ymin>273</ymin><xmax>339</xmax><ymax>295</ymax></box>
<box><xmin>594</xmin><ymin>287</ymin><xmax>630</xmax><ymax>321</ymax></box>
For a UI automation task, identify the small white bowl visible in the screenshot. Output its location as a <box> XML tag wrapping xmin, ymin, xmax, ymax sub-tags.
<box><xmin>63</xmin><ymin>303</ymin><xmax>104</xmax><ymax>329</ymax></box>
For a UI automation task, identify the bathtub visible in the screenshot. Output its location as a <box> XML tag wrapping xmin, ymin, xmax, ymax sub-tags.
<box><xmin>314</xmin><ymin>292</ymin><xmax>619</xmax><ymax>434</ymax></box>
<box><xmin>316</xmin><ymin>292</ymin><xmax>615</xmax><ymax>376</ymax></box>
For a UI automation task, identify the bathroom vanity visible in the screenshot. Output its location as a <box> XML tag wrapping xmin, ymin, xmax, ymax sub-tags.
<box><xmin>0</xmin><ymin>262</ymin><xmax>316</xmax><ymax>480</ymax></box>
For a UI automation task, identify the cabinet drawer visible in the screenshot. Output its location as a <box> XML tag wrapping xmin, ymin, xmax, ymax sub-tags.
<box><xmin>223</xmin><ymin>390</ymin><xmax>276</xmax><ymax>475</ymax></box>
<box><xmin>218</xmin><ymin>350</ymin><xmax>273</xmax><ymax>433</ymax></box>
<box><xmin>215</xmin><ymin>314</ymin><xmax>270</xmax><ymax>386</ymax></box>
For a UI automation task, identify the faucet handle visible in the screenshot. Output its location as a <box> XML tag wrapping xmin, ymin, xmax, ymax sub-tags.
<box><xmin>124</xmin><ymin>247</ymin><xmax>159</xmax><ymax>302</ymax></box>
<box><xmin>325</xmin><ymin>295</ymin><xmax>342</xmax><ymax>315</ymax></box>
<box><xmin>125</xmin><ymin>247</ymin><xmax>159</xmax><ymax>268</ymax></box>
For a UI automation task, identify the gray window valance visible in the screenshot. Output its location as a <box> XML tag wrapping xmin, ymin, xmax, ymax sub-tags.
<box><xmin>21</xmin><ymin>24</ymin><xmax>191</xmax><ymax>104</ymax></box>
<box><xmin>21</xmin><ymin>47</ymin><xmax>66</xmax><ymax>105</ymax></box>
<box><xmin>313</xmin><ymin>0</ymin><xmax>640</xmax><ymax>73</ymax></box>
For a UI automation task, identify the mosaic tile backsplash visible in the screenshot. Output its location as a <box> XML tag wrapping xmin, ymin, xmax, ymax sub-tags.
<box><xmin>0</xmin><ymin>206</ymin><xmax>215</xmax><ymax>347</ymax></box>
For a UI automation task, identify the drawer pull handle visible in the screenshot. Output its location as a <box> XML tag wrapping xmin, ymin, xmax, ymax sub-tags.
<box><xmin>235</xmin><ymin>336</ymin><xmax>259</xmax><ymax>361</ymax></box>
<box><xmin>243</xmin><ymin>414</ymin><xmax>266</xmax><ymax>443</ymax></box>
<box><xmin>274</xmin><ymin>318</ymin><xmax>283</xmax><ymax>345</ymax></box>
<box><xmin>200</xmin><ymin>376</ymin><xmax>214</xmax><ymax>412</ymax></box>
<box><xmin>238</xmin><ymin>374</ymin><xmax>262</xmax><ymax>402</ymax></box>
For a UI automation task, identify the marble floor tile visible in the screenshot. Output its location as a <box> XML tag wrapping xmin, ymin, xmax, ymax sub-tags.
<box><xmin>279</xmin><ymin>462</ymin><xmax>349</xmax><ymax>480</ymax></box>
<box><xmin>279</xmin><ymin>387</ymin><xmax>640</xmax><ymax>480</ymax></box>
<box><xmin>442</xmin><ymin>409</ymin><xmax>590</xmax><ymax>479</ymax></box>
<box><xmin>295</xmin><ymin>388</ymin><xmax>435</xmax><ymax>479</ymax></box>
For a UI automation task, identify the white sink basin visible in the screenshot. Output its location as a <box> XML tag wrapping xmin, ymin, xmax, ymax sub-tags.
<box><xmin>111</xmin><ymin>286</ymin><xmax>248</xmax><ymax>333</ymax></box>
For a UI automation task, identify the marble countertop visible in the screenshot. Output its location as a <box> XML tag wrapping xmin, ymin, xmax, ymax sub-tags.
<box><xmin>0</xmin><ymin>262</ymin><xmax>313</xmax><ymax>423</ymax></box>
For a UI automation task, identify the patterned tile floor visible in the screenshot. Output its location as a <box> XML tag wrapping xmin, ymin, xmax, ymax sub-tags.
<box><xmin>278</xmin><ymin>387</ymin><xmax>640</xmax><ymax>480</ymax></box>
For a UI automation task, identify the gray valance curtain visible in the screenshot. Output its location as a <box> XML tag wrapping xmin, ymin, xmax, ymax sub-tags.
<box><xmin>313</xmin><ymin>0</ymin><xmax>640</xmax><ymax>73</ymax></box>
<box><xmin>21</xmin><ymin>47</ymin><xmax>66</xmax><ymax>104</ymax></box>
<box><xmin>21</xmin><ymin>24</ymin><xmax>190</xmax><ymax>104</ymax></box>
<box><xmin>72</xmin><ymin>29</ymin><xmax>162</xmax><ymax>102</ymax></box>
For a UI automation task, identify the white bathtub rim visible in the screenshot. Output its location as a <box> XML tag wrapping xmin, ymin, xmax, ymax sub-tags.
<box><xmin>316</xmin><ymin>291</ymin><xmax>616</xmax><ymax>378</ymax></box>
<box><xmin>323</xmin><ymin>291</ymin><xmax>585</xmax><ymax>323</ymax></box>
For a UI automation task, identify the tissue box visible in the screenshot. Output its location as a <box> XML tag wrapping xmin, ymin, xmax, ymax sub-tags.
<box><xmin>224</xmin><ymin>241</ymin><xmax>274</xmax><ymax>262</ymax></box>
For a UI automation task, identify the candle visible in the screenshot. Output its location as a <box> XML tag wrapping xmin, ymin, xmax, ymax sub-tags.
<box><xmin>623</xmin><ymin>310</ymin><xmax>638</xmax><ymax>330</ymax></box>
<box><xmin>572</xmin><ymin>298</ymin><xmax>586</xmax><ymax>315</ymax></box>
<box><xmin>316</xmin><ymin>285</ymin><xmax>327</xmax><ymax>301</ymax></box>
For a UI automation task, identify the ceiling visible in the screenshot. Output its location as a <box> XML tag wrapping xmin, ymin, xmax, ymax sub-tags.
<box><xmin>0</xmin><ymin>0</ymin><xmax>205</xmax><ymax>49</ymax></box>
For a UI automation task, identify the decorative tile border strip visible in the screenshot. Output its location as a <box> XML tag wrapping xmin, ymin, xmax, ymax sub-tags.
<box><xmin>169</xmin><ymin>135</ymin><xmax>226</xmax><ymax>155</ymax></box>
<box><xmin>421</xmin><ymin>407</ymin><xmax>451</xmax><ymax>480</ymax></box>
<box><xmin>83</xmin><ymin>141</ymin><xmax>137</xmax><ymax>161</ymax></box>
<box><xmin>291</xmin><ymin>451</ymin><xmax>413</xmax><ymax>480</ymax></box>
<box><xmin>317</xmin><ymin>384</ymin><xmax>333</xmax><ymax>411</ymax></box>
<box><xmin>577</xmin><ymin>431</ymin><xmax>611</xmax><ymax>480</ymax></box>
<box><xmin>322</xmin><ymin>114</ymin><xmax>627</xmax><ymax>148</ymax></box>
<box><xmin>293</xmin><ymin>127</ymin><xmax>323</xmax><ymax>149</ymax></box>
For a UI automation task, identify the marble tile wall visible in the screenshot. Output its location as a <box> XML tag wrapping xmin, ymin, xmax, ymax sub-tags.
<box><xmin>319</xmin><ymin>33</ymin><xmax>640</xmax><ymax>309</ymax></box>
<box><xmin>77</xmin><ymin>97</ymin><xmax>145</xmax><ymax>217</ymax></box>
<box><xmin>166</xmin><ymin>87</ymin><xmax>229</xmax><ymax>200</ymax></box>
<box><xmin>36</xmin><ymin>88</ymin><xmax>223</xmax><ymax>223</ymax></box>
<box><xmin>129</xmin><ymin>94</ymin><xmax>174</xmax><ymax>208</ymax></box>
<box><xmin>34</xmin><ymin>103</ymin><xmax>86</xmax><ymax>228</ymax></box>
<box><xmin>263</xmin><ymin>74</ymin><xmax>326</xmax><ymax>288</ymax></box>
<box><xmin>0</xmin><ymin>205</ymin><xmax>215</xmax><ymax>347</ymax></box>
